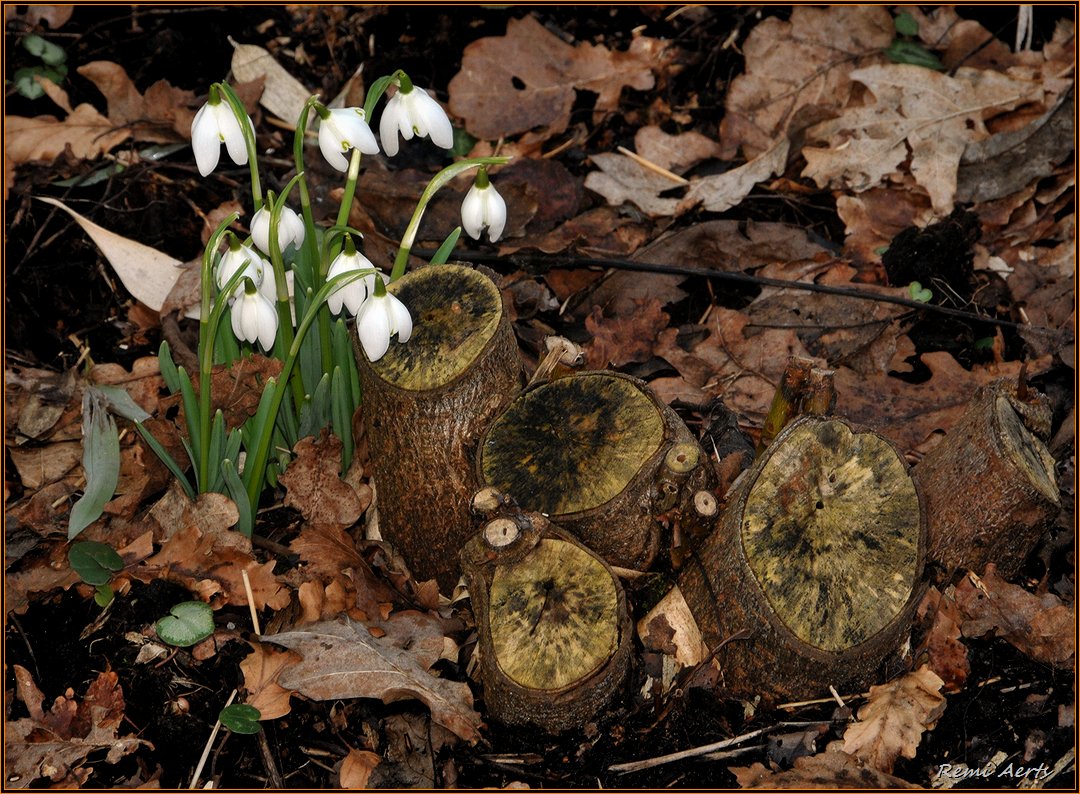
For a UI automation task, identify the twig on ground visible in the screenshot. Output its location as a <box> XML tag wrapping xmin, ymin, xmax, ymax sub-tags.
<box><xmin>189</xmin><ymin>689</ymin><xmax>237</xmax><ymax>789</ymax></box>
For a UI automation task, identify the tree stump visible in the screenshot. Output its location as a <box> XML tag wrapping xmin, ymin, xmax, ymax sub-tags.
<box><xmin>914</xmin><ymin>379</ymin><xmax>1059</xmax><ymax>579</ymax></box>
<box><xmin>354</xmin><ymin>264</ymin><xmax>523</xmax><ymax>591</ymax></box>
<box><xmin>461</xmin><ymin>504</ymin><xmax>632</xmax><ymax>733</ymax></box>
<box><xmin>477</xmin><ymin>372</ymin><xmax>715</xmax><ymax>570</ymax></box>
<box><xmin>657</xmin><ymin>416</ymin><xmax>926</xmax><ymax>701</ymax></box>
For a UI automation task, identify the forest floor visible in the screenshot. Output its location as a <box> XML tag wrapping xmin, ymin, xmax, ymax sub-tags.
<box><xmin>4</xmin><ymin>6</ymin><xmax>1076</xmax><ymax>789</ymax></box>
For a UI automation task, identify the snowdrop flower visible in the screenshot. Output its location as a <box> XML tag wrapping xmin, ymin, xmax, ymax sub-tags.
<box><xmin>317</xmin><ymin>105</ymin><xmax>380</xmax><ymax>172</ymax></box>
<box><xmin>461</xmin><ymin>168</ymin><xmax>507</xmax><ymax>242</ymax></box>
<box><xmin>230</xmin><ymin>281</ymin><xmax>279</xmax><ymax>350</ymax></box>
<box><xmin>379</xmin><ymin>73</ymin><xmax>453</xmax><ymax>157</ymax></box>
<box><xmin>355</xmin><ymin>275</ymin><xmax>413</xmax><ymax>362</ymax></box>
<box><xmin>250</xmin><ymin>205</ymin><xmax>305</xmax><ymax>256</ymax></box>
<box><xmin>216</xmin><ymin>234</ymin><xmax>276</xmax><ymax>302</ymax></box>
<box><xmin>325</xmin><ymin>235</ymin><xmax>376</xmax><ymax>316</ymax></box>
<box><xmin>191</xmin><ymin>85</ymin><xmax>253</xmax><ymax>177</ymax></box>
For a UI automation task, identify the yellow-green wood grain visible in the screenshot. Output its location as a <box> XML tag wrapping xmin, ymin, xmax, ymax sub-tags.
<box><xmin>372</xmin><ymin>265</ymin><xmax>502</xmax><ymax>391</ymax></box>
<box><xmin>488</xmin><ymin>539</ymin><xmax>619</xmax><ymax>690</ymax></box>
<box><xmin>742</xmin><ymin>420</ymin><xmax>919</xmax><ymax>652</ymax></box>
<box><xmin>481</xmin><ymin>374</ymin><xmax>664</xmax><ymax>515</ymax></box>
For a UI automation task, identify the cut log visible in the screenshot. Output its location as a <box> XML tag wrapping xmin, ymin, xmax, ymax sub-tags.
<box><xmin>354</xmin><ymin>264</ymin><xmax>523</xmax><ymax>591</ymax></box>
<box><xmin>914</xmin><ymin>379</ymin><xmax>1059</xmax><ymax>579</ymax></box>
<box><xmin>478</xmin><ymin>372</ymin><xmax>715</xmax><ymax>570</ymax></box>
<box><xmin>670</xmin><ymin>416</ymin><xmax>926</xmax><ymax>701</ymax></box>
<box><xmin>461</xmin><ymin>506</ymin><xmax>631</xmax><ymax>732</ymax></box>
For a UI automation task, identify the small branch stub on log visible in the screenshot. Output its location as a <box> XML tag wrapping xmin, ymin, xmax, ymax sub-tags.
<box><xmin>671</xmin><ymin>416</ymin><xmax>926</xmax><ymax>701</ymax></box>
<box><xmin>478</xmin><ymin>372</ymin><xmax>715</xmax><ymax>570</ymax></box>
<box><xmin>462</xmin><ymin>507</ymin><xmax>632</xmax><ymax>733</ymax></box>
<box><xmin>354</xmin><ymin>264</ymin><xmax>523</xmax><ymax>591</ymax></box>
<box><xmin>915</xmin><ymin>379</ymin><xmax>1059</xmax><ymax>579</ymax></box>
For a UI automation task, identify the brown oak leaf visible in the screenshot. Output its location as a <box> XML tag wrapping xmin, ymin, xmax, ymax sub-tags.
<box><xmin>916</xmin><ymin>587</ymin><xmax>970</xmax><ymax>692</ymax></box>
<box><xmin>280</xmin><ymin>433</ymin><xmax>366</xmax><ymax>527</ymax></box>
<box><xmin>841</xmin><ymin>666</ymin><xmax>946</xmax><ymax>773</ymax></box>
<box><xmin>732</xmin><ymin>742</ymin><xmax>920</xmax><ymax>788</ymax></box>
<box><xmin>584</xmin><ymin>298</ymin><xmax>669</xmax><ymax>369</ymax></box>
<box><xmin>954</xmin><ymin>566</ymin><xmax>1074</xmax><ymax>667</ymax></box>
<box><xmin>339</xmin><ymin>749</ymin><xmax>381</xmax><ymax>789</ymax></box>
<box><xmin>241</xmin><ymin>641</ymin><xmax>300</xmax><ymax>720</ymax></box>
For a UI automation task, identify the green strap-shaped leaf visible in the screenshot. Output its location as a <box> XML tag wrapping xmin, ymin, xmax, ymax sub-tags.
<box><xmin>68</xmin><ymin>388</ymin><xmax>121</xmax><ymax>539</ymax></box>
<box><xmin>155</xmin><ymin>601</ymin><xmax>214</xmax><ymax>647</ymax></box>
<box><xmin>430</xmin><ymin>226</ymin><xmax>462</xmax><ymax>265</ymax></box>
<box><xmin>134</xmin><ymin>421</ymin><xmax>196</xmax><ymax>499</ymax></box>
<box><xmin>222</xmin><ymin>458</ymin><xmax>254</xmax><ymax>538</ymax></box>
<box><xmin>159</xmin><ymin>340</ymin><xmax>181</xmax><ymax>394</ymax></box>
<box><xmin>331</xmin><ymin>366</ymin><xmax>353</xmax><ymax>474</ymax></box>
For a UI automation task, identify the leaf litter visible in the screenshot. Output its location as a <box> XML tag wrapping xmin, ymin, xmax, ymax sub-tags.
<box><xmin>4</xmin><ymin>5</ymin><xmax>1074</xmax><ymax>789</ymax></box>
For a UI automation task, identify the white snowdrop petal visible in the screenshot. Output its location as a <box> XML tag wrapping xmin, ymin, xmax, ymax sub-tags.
<box><xmin>319</xmin><ymin>122</ymin><xmax>349</xmax><ymax>172</ymax></box>
<box><xmin>357</xmin><ymin>300</ymin><xmax>392</xmax><ymax>361</ymax></box>
<box><xmin>191</xmin><ymin>105</ymin><xmax>222</xmax><ymax>177</ymax></box>
<box><xmin>255</xmin><ymin>296</ymin><xmax>278</xmax><ymax>350</ymax></box>
<box><xmin>388</xmin><ymin>294</ymin><xmax>413</xmax><ymax>343</ymax></box>
<box><xmin>250</xmin><ymin>208</ymin><xmax>272</xmax><ymax>254</ymax></box>
<box><xmin>486</xmin><ymin>188</ymin><xmax>507</xmax><ymax>242</ymax></box>
<box><xmin>216</xmin><ymin>104</ymin><xmax>249</xmax><ymax>166</ymax></box>
<box><xmin>461</xmin><ymin>186</ymin><xmax>484</xmax><ymax>240</ymax></box>
<box><xmin>378</xmin><ymin>99</ymin><xmax>402</xmax><ymax>157</ymax></box>
<box><xmin>413</xmin><ymin>88</ymin><xmax>454</xmax><ymax>149</ymax></box>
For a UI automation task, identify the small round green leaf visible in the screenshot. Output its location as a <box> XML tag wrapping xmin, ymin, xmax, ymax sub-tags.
<box><xmin>894</xmin><ymin>12</ymin><xmax>920</xmax><ymax>37</ymax></box>
<box><xmin>155</xmin><ymin>601</ymin><xmax>214</xmax><ymax>647</ymax></box>
<box><xmin>68</xmin><ymin>541</ymin><xmax>124</xmax><ymax>586</ymax></box>
<box><xmin>219</xmin><ymin>703</ymin><xmax>262</xmax><ymax>734</ymax></box>
<box><xmin>885</xmin><ymin>40</ymin><xmax>944</xmax><ymax>71</ymax></box>
<box><xmin>908</xmin><ymin>281</ymin><xmax>933</xmax><ymax>303</ymax></box>
<box><xmin>94</xmin><ymin>584</ymin><xmax>115</xmax><ymax>608</ymax></box>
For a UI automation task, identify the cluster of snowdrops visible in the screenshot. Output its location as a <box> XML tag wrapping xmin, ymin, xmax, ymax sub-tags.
<box><xmin>136</xmin><ymin>70</ymin><xmax>509</xmax><ymax>536</ymax></box>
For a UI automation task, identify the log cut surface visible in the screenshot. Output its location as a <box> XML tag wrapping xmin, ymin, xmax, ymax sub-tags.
<box><xmin>371</xmin><ymin>263</ymin><xmax>503</xmax><ymax>390</ymax></box>
<box><xmin>742</xmin><ymin>420</ymin><xmax>920</xmax><ymax>651</ymax></box>
<box><xmin>489</xmin><ymin>538</ymin><xmax>619</xmax><ymax>691</ymax></box>
<box><xmin>480</xmin><ymin>373</ymin><xmax>665</xmax><ymax>515</ymax></box>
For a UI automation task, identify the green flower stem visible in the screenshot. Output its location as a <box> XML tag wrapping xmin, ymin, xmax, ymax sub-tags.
<box><xmin>243</xmin><ymin>268</ymin><xmax>374</xmax><ymax>509</ymax></box>
<box><xmin>215</xmin><ymin>82</ymin><xmax>263</xmax><ymax>211</ymax></box>
<box><xmin>318</xmin><ymin>147</ymin><xmax>365</xmax><ymax>374</ymax></box>
<box><xmin>265</xmin><ymin>177</ymin><xmax>308</xmax><ymax>411</ymax></box>
<box><xmin>197</xmin><ymin>213</ymin><xmax>241</xmax><ymax>490</ymax></box>
<box><xmin>293</xmin><ymin>98</ymin><xmax>322</xmax><ymax>286</ymax></box>
<box><xmin>389</xmin><ymin>156</ymin><xmax>510</xmax><ymax>281</ymax></box>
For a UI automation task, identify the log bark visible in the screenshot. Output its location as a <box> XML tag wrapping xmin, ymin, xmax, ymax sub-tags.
<box><xmin>477</xmin><ymin>371</ymin><xmax>715</xmax><ymax>571</ymax></box>
<box><xmin>354</xmin><ymin>264</ymin><xmax>523</xmax><ymax>591</ymax></box>
<box><xmin>914</xmin><ymin>379</ymin><xmax>1059</xmax><ymax>579</ymax></box>
<box><xmin>669</xmin><ymin>416</ymin><xmax>926</xmax><ymax>701</ymax></box>
<box><xmin>461</xmin><ymin>506</ymin><xmax>632</xmax><ymax>732</ymax></box>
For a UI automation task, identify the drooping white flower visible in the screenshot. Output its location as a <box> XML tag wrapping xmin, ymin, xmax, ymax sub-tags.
<box><xmin>216</xmin><ymin>235</ymin><xmax>270</xmax><ymax>300</ymax></box>
<box><xmin>250</xmin><ymin>205</ymin><xmax>306</xmax><ymax>256</ymax></box>
<box><xmin>355</xmin><ymin>275</ymin><xmax>413</xmax><ymax>362</ymax></box>
<box><xmin>191</xmin><ymin>86</ymin><xmax>253</xmax><ymax>177</ymax></box>
<box><xmin>461</xmin><ymin>170</ymin><xmax>507</xmax><ymax>242</ymax></box>
<box><xmin>379</xmin><ymin>81</ymin><xmax>453</xmax><ymax>157</ymax></box>
<box><xmin>325</xmin><ymin>236</ymin><xmax>377</xmax><ymax>316</ymax></box>
<box><xmin>317</xmin><ymin>106</ymin><xmax>380</xmax><ymax>172</ymax></box>
<box><xmin>230</xmin><ymin>283</ymin><xmax>279</xmax><ymax>350</ymax></box>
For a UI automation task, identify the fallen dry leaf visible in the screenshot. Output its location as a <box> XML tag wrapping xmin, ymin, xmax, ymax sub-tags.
<box><xmin>5</xmin><ymin>668</ymin><xmax>148</xmax><ymax>788</ymax></box>
<box><xmin>230</xmin><ymin>39</ymin><xmax>310</xmax><ymax>125</ymax></box>
<box><xmin>36</xmin><ymin>197</ymin><xmax>188</xmax><ymax>316</ymax></box>
<box><xmin>5</xmin><ymin>83</ymin><xmax>130</xmax><ymax>166</ymax></box>
<box><xmin>916</xmin><ymin>587</ymin><xmax>971</xmax><ymax>692</ymax></box>
<box><xmin>680</xmin><ymin>138</ymin><xmax>790</xmax><ymax>214</ymax></box>
<box><xmin>841</xmin><ymin>666</ymin><xmax>947</xmax><ymax>773</ymax></box>
<box><xmin>836</xmin><ymin>188</ymin><xmax>934</xmax><ymax>263</ymax></box>
<box><xmin>584</xmin><ymin>298</ymin><xmax>669</xmax><ymax>368</ymax></box>
<box><xmin>449</xmin><ymin>15</ymin><xmax>667</xmax><ymax>141</ymax></box>
<box><xmin>732</xmin><ymin>742</ymin><xmax>920</xmax><ymax>789</ymax></box>
<box><xmin>584</xmin><ymin>152</ymin><xmax>682</xmax><ymax>217</ymax></box>
<box><xmin>634</xmin><ymin>125</ymin><xmax>722</xmax><ymax>174</ymax></box>
<box><xmin>802</xmin><ymin>65</ymin><xmax>1048</xmax><ymax>215</ymax></box>
<box><xmin>833</xmin><ymin>351</ymin><xmax>1054</xmax><ymax>454</ymax></box>
<box><xmin>77</xmin><ymin>61</ymin><xmax>197</xmax><ymax>142</ymax></box>
<box><xmin>651</xmin><ymin>308</ymin><xmax>814</xmax><ymax>421</ymax></box>
<box><xmin>290</xmin><ymin>524</ymin><xmax>367</xmax><ymax>579</ymax></box>
<box><xmin>269</xmin><ymin>617</ymin><xmax>482</xmax><ymax>742</ymax></box>
<box><xmin>8</xmin><ymin>441</ymin><xmax>81</xmax><ymax>490</ymax></box>
<box><xmin>339</xmin><ymin>749</ymin><xmax>381</xmax><ymax>789</ymax></box>
<box><xmin>955</xmin><ymin>566</ymin><xmax>1074</xmax><ymax>667</ymax></box>
<box><xmin>720</xmin><ymin>5</ymin><xmax>893</xmax><ymax>159</ymax></box>
<box><xmin>279</xmin><ymin>432</ymin><xmax>366</xmax><ymax>527</ymax></box>
<box><xmin>241</xmin><ymin>641</ymin><xmax>300</xmax><ymax>720</ymax></box>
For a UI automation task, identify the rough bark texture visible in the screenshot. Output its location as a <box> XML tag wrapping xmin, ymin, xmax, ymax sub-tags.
<box><xmin>676</xmin><ymin>416</ymin><xmax>927</xmax><ymax>701</ymax></box>
<box><xmin>914</xmin><ymin>379</ymin><xmax>1059</xmax><ymax>579</ymax></box>
<box><xmin>462</xmin><ymin>511</ymin><xmax>632</xmax><ymax>733</ymax></box>
<box><xmin>478</xmin><ymin>372</ymin><xmax>715</xmax><ymax>570</ymax></box>
<box><xmin>355</xmin><ymin>264</ymin><xmax>523</xmax><ymax>591</ymax></box>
